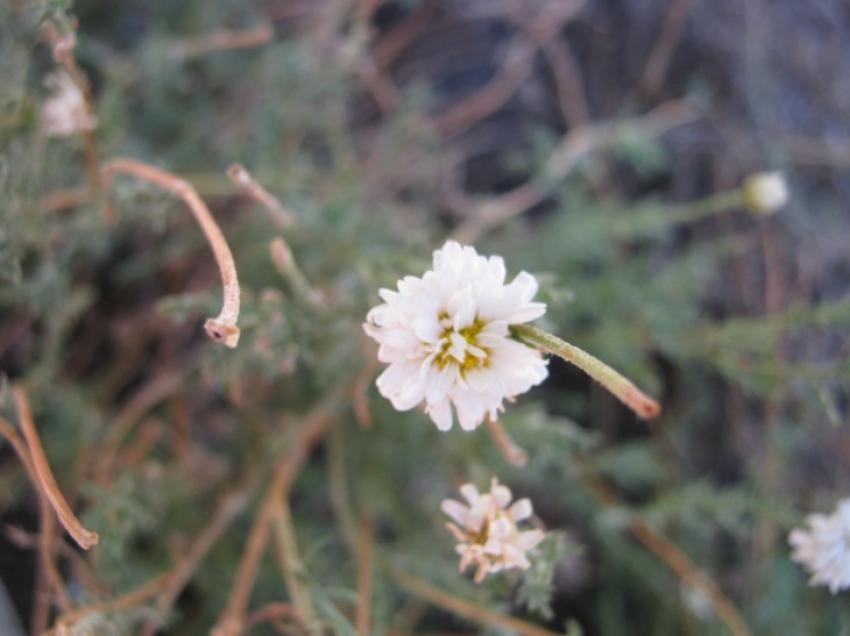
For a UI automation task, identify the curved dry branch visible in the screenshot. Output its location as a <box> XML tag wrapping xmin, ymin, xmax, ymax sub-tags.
<box><xmin>12</xmin><ymin>386</ymin><xmax>99</xmax><ymax>550</ymax></box>
<box><xmin>102</xmin><ymin>158</ymin><xmax>241</xmax><ymax>347</ymax></box>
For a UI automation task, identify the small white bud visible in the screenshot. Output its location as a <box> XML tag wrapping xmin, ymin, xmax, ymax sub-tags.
<box><xmin>742</xmin><ymin>171</ymin><xmax>788</xmax><ymax>215</ymax></box>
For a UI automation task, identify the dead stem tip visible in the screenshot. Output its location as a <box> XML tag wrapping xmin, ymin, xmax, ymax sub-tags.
<box><xmin>79</xmin><ymin>531</ymin><xmax>100</xmax><ymax>550</ymax></box>
<box><xmin>205</xmin><ymin>319</ymin><xmax>240</xmax><ymax>348</ymax></box>
<box><xmin>631</xmin><ymin>392</ymin><xmax>662</xmax><ymax>420</ymax></box>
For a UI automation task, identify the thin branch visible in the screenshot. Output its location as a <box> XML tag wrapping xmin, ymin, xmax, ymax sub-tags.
<box><xmin>4</xmin><ymin>525</ymin><xmax>109</xmax><ymax>597</ymax></box>
<box><xmin>355</xmin><ymin>517</ymin><xmax>374</xmax><ymax>636</ymax></box>
<box><xmin>512</xmin><ymin>324</ymin><xmax>661</xmax><ymax>419</ymax></box>
<box><xmin>169</xmin><ymin>24</ymin><xmax>275</xmax><ymax>60</ymax></box>
<box><xmin>212</xmin><ymin>394</ymin><xmax>343</xmax><ymax>636</ymax></box>
<box><xmin>485</xmin><ymin>419</ymin><xmax>528</xmax><ymax>467</ymax></box>
<box><xmin>269</xmin><ymin>498</ymin><xmax>321</xmax><ymax>634</ymax></box>
<box><xmin>227</xmin><ymin>163</ymin><xmax>296</xmax><ymax>229</ymax></box>
<box><xmin>385</xmin><ymin>565</ymin><xmax>560</xmax><ymax>636</ymax></box>
<box><xmin>12</xmin><ymin>387</ymin><xmax>99</xmax><ymax>550</ymax></box>
<box><xmin>373</xmin><ymin>1</ymin><xmax>437</xmax><ymax>68</ymax></box>
<box><xmin>39</xmin><ymin>186</ymin><xmax>91</xmax><ymax>213</ymax></box>
<box><xmin>327</xmin><ymin>420</ymin><xmax>359</xmax><ymax>552</ymax></box>
<box><xmin>48</xmin><ymin>571</ymin><xmax>175</xmax><ymax>635</ymax></box>
<box><xmin>101</xmin><ymin>158</ymin><xmax>241</xmax><ymax>347</ymax></box>
<box><xmin>432</xmin><ymin>2</ymin><xmax>583</xmax><ymax>137</ymax></box>
<box><xmin>635</xmin><ymin>0</ymin><xmax>692</xmax><ymax>100</ymax></box>
<box><xmin>0</xmin><ymin>417</ymin><xmax>70</xmax><ymax>629</ymax></box>
<box><xmin>352</xmin><ymin>349</ymin><xmax>380</xmax><ymax>428</ymax></box>
<box><xmin>576</xmin><ymin>460</ymin><xmax>752</xmax><ymax>636</ymax></box>
<box><xmin>93</xmin><ymin>369</ymin><xmax>186</xmax><ymax>482</ymax></box>
<box><xmin>512</xmin><ymin>7</ymin><xmax>589</xmax><ymax>128</ymax></box>
<box><xmin>139</xmin><ymin>489</ymin><xmax>250</xmax><ymax>636</ymax></box>
<box><xmin>269</xmin><ymin>238</ymin><xmax>324</xmax><ymax>307</ymax></box>
<box><xmin>451</xmin><ymin>98</ymin><xmax>700</xmax><ymax>243</ymax></box>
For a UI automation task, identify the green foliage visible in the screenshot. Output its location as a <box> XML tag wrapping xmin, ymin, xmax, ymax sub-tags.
<box><xmin>1</xmin><ymin>1</ymin><xmax>849</xmax><ymax>635</ymax></box>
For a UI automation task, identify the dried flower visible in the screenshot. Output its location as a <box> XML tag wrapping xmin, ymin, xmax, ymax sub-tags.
<box><xmin>442</xmin><ymin>477</ymin><xmax>545</xmax><ymax>583</ymax></box>
<box><xmin>742</xmin><ymin>171</ymin><xmax>788</xmax><ymax>214</ymax></box>
<box><xmin>789</xmin><ymin>498</ymin><xmax>850</xmax><ymax>594</ymax></box>
<box><xmin>364</xmin><ymin>241</ymin><xmax>548</xmax><ymax>431</ymax></box>
<box><xmin>41</xmin><ymin>71</ymin><xmax>96</xmax><ymax>137</ymax></box>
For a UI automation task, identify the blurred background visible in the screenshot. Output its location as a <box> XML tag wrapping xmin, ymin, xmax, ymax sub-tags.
<box><xmin>1</xmin><ymin>0</ymin><xmax>849</xmax><ymax>634</ymax></box>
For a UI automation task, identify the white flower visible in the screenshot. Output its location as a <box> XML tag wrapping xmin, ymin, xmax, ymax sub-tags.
<box><xmin>441</xmin><ymin>477</ymin><xmax>545</xmax><ymax>583</ymax></box>
<box><xmin>363</xmin><ymin>241</ymin><xmax>548</xmax><ymax>431</ymax></box>
<box><xmin>41</xmin><ymin>71</ymin><xmax>97</xmax><ymax>137</ymax></box>
<box><xmin>742</xmin><ymin>171</ymin><xmax>788</xmax><ymax>214</ymax></box>
<box><xmin>789</xmin><ymin>498</ymin><xmax>850</xmax><ymax>594</ymax></box>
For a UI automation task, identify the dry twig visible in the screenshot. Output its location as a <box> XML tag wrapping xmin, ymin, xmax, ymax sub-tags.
<box><xmin>451</xmin><ymin>98</ymin><xmax>700</xmax><ymax>243</ymax></box>
<box><xmin>269</xmin><ymin>237</ymin><xmax>324</xmax><ymax>307</ymax></box>
<box><xmin>227</xmin><ymin>163</ymin><xmax>296</xmax><ymax>229</ymax></box>
<box><xmin>212</xmin><ymin>395</ymin><xmax>342</xmax><ymax>636</ymax></box>
<box><xmin>0</xmin><ymin>416</ymin><xmax>71</xmax><ymax>630</ymax></box>
<box><xmin>576</xmin><ymin>459</ymin><xmax>752</xmax><ymax>636</ymax></box>
<box><xmin>139</xmin><ymin>489</ymin><xmax>250</xmax><ymax>636</ymax></box>
<box><xmin>385</xmin><ymin>565</ymin><xmax>559</xmax><ymax>636</ymax></box>
<box><xmin>101</xmin><ymin>158</ymin><xmax>241</xmax><ymax>347</ymax></box>
<box><xmin>356</xmin><ymin>517</ymin><xmax>374</xmax><ymax>636</ymax></box>
<box><xmin>635</xmin><ymin>0</ymin><xmax>692</xmax><ymax>99</ymax></box>
<box><xmin>432</xmin><ymin>1</ymin><xmax>584</xmax><ymax>137</ymax></box>
<box><xmin>485</xmin><ymin>419</ymin><xmax>528</xmax><ymax>467</ymax></box>
<box><xmin>169</xmin><ymin>24</ymin><xmax>275</xmax><ymax>60</ymax></box>
<box><xmin>12</xmin><ymin>387</ymin><xmax>99</xmax><ymax>550</ymax></box>
<box><xmin>48</xmin><ymin>571</ymin><xmax>175</xmax><ymax>635</ymax></box>
<box><xmin>93</xmin><ymin>369</ymin><xmax>187</xmax><ymax>482</ymax></box>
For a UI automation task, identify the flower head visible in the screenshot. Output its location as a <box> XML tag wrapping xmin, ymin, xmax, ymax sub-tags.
<box><xmin>789</xmin><ymin>498</ymin><xmax>850</xmax><ymax>594</ymax></box>
<box><xmin>441</xmin><ymin>477</ymin><xmax>544</xmax><ymax>583</ymax></box>
<box><xmin>742</xmin><ymin>171</ymin><xmax>788</xmax><ymax>214</ymax></box>
<box><xmin>41</xmin><ymin>71</ymin><xmax>96</xmax><ymax>137</ymax></box>
<box><xmin>364</xmin><ymin>241</ymin><xmax>548</xmax><ymax>431</ymax></box>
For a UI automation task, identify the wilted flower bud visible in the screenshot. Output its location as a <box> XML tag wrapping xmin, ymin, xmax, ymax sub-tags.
<box><xmin>41</xmin><ymin>71</ymin><xmax>97</xmax><ymax>137</ymax></box>
<box><xmin>442</xmin><ymin>477</ymin><xmax>545</xmax><ymax>583</ymax></box>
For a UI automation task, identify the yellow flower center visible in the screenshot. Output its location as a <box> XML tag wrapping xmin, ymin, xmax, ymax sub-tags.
<box><xmin>434</xmin><ymin>314</ymin><xmax>490</xmax><ymax>372</ymax></box>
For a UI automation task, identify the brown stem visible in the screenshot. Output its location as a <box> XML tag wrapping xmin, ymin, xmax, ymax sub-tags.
<box><xmin>12</xmin><ymin>387</ymin><xmax>99</xmax><ymax>550</ymax></box>
<box><xmin>485</xmin><ymin>419</ymin><xmax>528</xmax><ymax>467</ymax></box>
<box><xmin>48</xmin><ymin>571</ymin><xmax>175</xmax><ymax>634</ymax></box>
<box><xmin>169</xmin><ymin>24</ymin><xmax>274</xmax><ymax>60</ymax></box>
<box><xmin>101</xmin><ymin>158</ymin><xmax>241</xmax><ymax>347</ymax></box>
<box><xmin>356</xmin><ymin>517</ymin><xmax>374</xmax><ymax>636</ymax></box>
<box><xmin>269</xmin><ymin>238</ymin><xmax>323</xmax><ymax>307</ymax></box>
<box><xmin>385</xmin><ymin>565</ymin><xmax>559</xmax><ymax>636</ymax></box>
<box><xmin>212</xmin><ymin>393</ymin><xmax>342</xmax><ymax>635</ymax></box>
<box><xmin>451</xmin><ymin>98</ymin><xmax>699</xmax><ymax>244</ymax></box>
<box><xmin>4</xmin><ymin>525</ymin><xmax>109</xmax><ymax>596</ymax></box>
<box><xmin>93</xmin><ymin>369</ymin><xmax>186</xmax><ymax>483</ymax></box>
<box><xmin>227</xmin><ymin>163</ymin><xmax>296</xmax><ymax>228</ymax></box>
<box><xmin>576</xmin><ymin>459</ymin><xmax>752</xmax><ymax>636</ymax></box>
<box><xmin>269</xmin><ymin>498</ymin><xmax>321</xmax><ymax>634</ymax></box>
<box><xmin>0</xmin><ymin>417</ymin><xmax>70</xmax><ymax>628</ymax></box>
<box><xmin>139</xmin><ymin>489</ymin><xmax>250</xmax><ymax>636</ymax></box>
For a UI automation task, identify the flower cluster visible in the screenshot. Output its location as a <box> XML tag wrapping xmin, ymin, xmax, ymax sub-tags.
<box><xmin>41</xmin><ymin>71</ymin><xmax>97</xmax><ymax>138</ymax></box>
<box><xmin>441</xmin><ymin>478</ymin><xmax>545</xmax><ymax>582</ymax></box>
<box><xmin>363</xmin><ymin>241</ymin><xmax>548</xmax><ymax>431</ymax></box>
<box><xmin>789</xmin><ymin>498</ymin><xmax>850</xmax><ymax>594</ymax></box>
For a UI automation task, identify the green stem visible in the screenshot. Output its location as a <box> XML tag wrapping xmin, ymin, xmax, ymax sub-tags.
<box><xmin>511</xmin><ymin>324</ymin><xmax>661</xmax><ymax>420</ymax></box>
<box><xmin>612</xmin><ymin>189</ymin><xmax>746</xmax><ymax>237</ymax></box>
